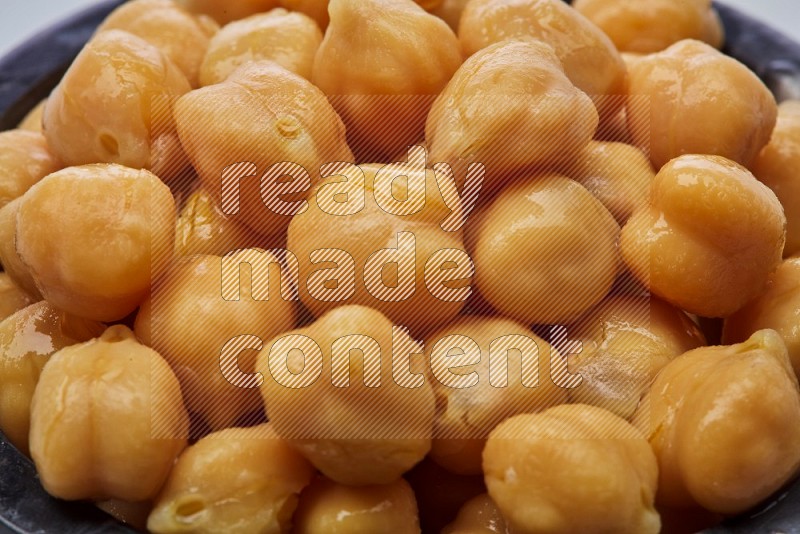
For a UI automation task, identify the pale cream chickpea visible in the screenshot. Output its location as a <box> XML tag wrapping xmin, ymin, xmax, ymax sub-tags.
<box><xmin>752</xmin><ymin>101</ymin><xmax>800</xmax><ymax>257</ymax></box>
<box><xmin>175</xmin><ymin>61</ymin><xmax>353</xmax><ymax>239</ymax></box>
<box><xmin>16</xmin><ymin>164</ymin><xmax>176</xmax><ymax>322</ymax></box>
<box><xmin>17</xmin><ymin>99</ymin><xmax>47</xmax><ymax>132</ymax></box>
<box><xmin>0</xmin><ymin>130</ymin><xmax>61</xmax><ymax>209</ymax></box>
<box><xmin>0</xmin><ymin>274</ymin><xmax>37</xmax><ymax>323</ymax></box>
<box><xmin>483</xmin><ymin>405</ymin><xmax>660</xmax><ymax>534</ymax></box>
<box><xmin>424</xmin><ymin>316</ymin><xmax>568</xmax><ymax>475</ymax></box>
<box><xmin>147</xmin><ymin>424</ymin><xmax>314</xmax><ymax>534</ymax></box>
<box><xmin>279</xmin><ymin>0</ymin><xmax>330</xmax><ymax>29</ymax></box>
<box><xmin>0</xmin><ymin>199</ymin><xmax>40</xmax><ymax>299</ymax></box>
<box><xmin>29</xmin><ymin>326</ymin><xmax>188</xmax><ymax>502</ymax></box>
<box><xmin>312</xmin><ymin>0</ymin><xmax>462</xmax><ymax>161</ymax></box>
<box><xmin>458</xmin><ymin>0</ymin><xmax>626</xmax><ymax>123</ymax></box>
<box><xmin>426</xmin><ymin>40</ymin><xmax>599</xmax><ymax>189</ymax></box>
<box><xmin>633</xmin><ymin>330</ymin><xmax>800</xmax><ymax>514</ymax></box>
<box><xmin>442</xmin><ymin>494</ymin><xmax>508</xmax><ymax>534</ymax></box>
<box><xmin>258</xmin><ymin>305</ymin><xmax>436</xmax><ymax>486</ymax></box>
<box><xmin>0</xmin><ymin>301</ymin><xmax>103</xmax><ymax>455</ymax></box>
<box><xmin>567</xmin><ymin>296</ymin><xmax>706</xmax><ymax>420</ymax></box>
<box><xmin>293</xmin><ymin>477</ymin><xmax>421</xmax><ymax>534</ymax></box>
<box><xmin>200</xmin><ymin>9</ymin><xmax>322</xmax><ymax>85</ymax></box>
<box><xmin>134</xmin><ymin>250</ymin><xmax>295</xmax><ymax>431</ymax></box>
<box><xmin>621</xmin><ymin>154</ymin><xmax>786</xmax><ymax>318</ymax></box>
<box><xmin>469</xmin><ymin>175</ymin><xmax>620</xmax><ymax>325</ymax></box>
<box><xmin>43</xmin><ymin>30</ymin><xmax>191</xmax><ymax>178</ymax></box>
<box><xmin>573</xmin><ymin>0</ymin><xmax>724</xmax><ymax>54</ymax></box>
<box><xmin>626</xmin><ymin>39</ymin><xmax>777</xmax><ymax>169</ymax></box>
<box><xmin>177</xmin><ymin>0</ymin><xmax>281</xmax><ymax>25</ymax></box>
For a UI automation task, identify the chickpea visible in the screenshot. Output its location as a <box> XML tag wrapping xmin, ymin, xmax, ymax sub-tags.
<box><xmin>0</xmin><ymin>199</ymin><xmax>40</xmax><ymax>299</ymax></box>
<box><xmin>442</xmin><ymin>494</ymin><xmax>508</xmax><ymax>534</ymax></box>
<box><xmin>0</xmin><ymin>130</ymin><xmax>61</xmax><ymax>209</ymax></box>
<box><xmin>633</xmin><ymin>330</ymin><xmax>800</xmax><ymax>514</ymax></box>
<box><xmin>279</xmin><ymin>0</ymin><xmax>330</xmax><ymax>30</ymax></box>
<box><xmin>752</xmin><ymin>101</ymin><xmax>800</xmax><ymax>257</ymax></box>
<box><xmin>626</xmin><ymin>40</ymin><xmax>777</xmax><ymax>169</ymax></box>
<box><xmin>29</xmin><ymin>326</ymin><xmax>188</xmax><ymax>502</ymax></box>
<box><xmin>469</xmin><ymin>175</ymin><xmax>619</xmax><ymax>325</ymax></box>
<box><xmin>426</xmin><ymin>40</ymin><xmax>598</xmax><ymax>187</ymax></box>
<box><xmin>16</xmin><ymin>164</ymin><xmax>176</xmax><ymax>322</ymax></box>
<box><xmin>96</xmin><ymin>500</ymin><xmax>152</xmax><ymax>532</ymax></box>
<box><xmin>0</xmin><ymin>274</ymin><xmax>37</xmax><ymax>323</ymax></box>
<box><xmin>293</xmin><ymin>477</ymin><xmax>420</xmax><ymax>534</ymax></box>
<box><xmin>175</xmin><ymin>188</ymin><xmax>260</xmax><ymax>257</ymax></box>
<box><xmin>134</xmin><ymin>250</ymin><xmax>294</xmax><ymax>431</ymax></box>
<box><xmin>200</xmin><ymin>9</ymin><xmax>322</xmax><ymax>86</ymax></box>
<box><xmin>177</xmin><ymin>0</ymin><xmax>281</xmax><ymax>25</ymax></box>
<box><xmin>424</xmin><ymin>316</ymin><xmax>568</xmax><ymax>475</ymax></box>
<box><xmin>258</xmin><ymin>305</ymin><xmax>436</xmax><ymax>486</ymax></box>
<box><xmin>573</xmin><ymin>0</ymin><xmax>724</xmax><ymax>54</ymax></box>
<box><xmin>458</xmin><ymin>0</ymin><xmax>626</xmax><ymax>122</ymax></box>
<box><xmin>312</xmin><ymin>0</ymin><xmax>462</xmax><ymax>161</ymax></box>
<box><xmin>17</xmin><ymin>98</ymin><xmax>47</xmax><ymax>132</ymax></box>
<box><xmin>147</xmin><ymin>424</ymin><xmax>314</xmax><ymax>534</ymax></box>
<box><xmin>175</xmin><ymin>61</ymin><xmax>353</xmax><ymax>239</ymax></box>
<box><xmin>620</xmin><ymin>154</ymin><xmax>786</xmax><ymax>318</ymax></box>
<box><xmin>567</xmin><ymin>296</ymin><xmax>706</xmax><ymax>420</ymax></box>
<box><xmin>430</xmin><ymin>0</ymin><xmax>470</xmax><ymax>32</ymax></box>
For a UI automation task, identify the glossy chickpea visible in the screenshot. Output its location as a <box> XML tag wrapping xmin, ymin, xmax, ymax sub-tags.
<box><xmin>200</xmin><ymin>9</ymin><xmax>322</xmax><ymax>85</ymax></box>
<box><xmin>426</xmin><ymin>40</ymin><xmax>598</xmax><ymax>188</ymax></box>
<box><xmin>17</xmin><ymin>99</ymin><xmax>47</xmax><ymax>132</ymax></box>
<box><xmin>483</xmin><ymin>405</ymin><xmax>660</xmax><ymax>534</ymax></box>
<box><xmin>29</xmin><ymin>326</ymin><xmax>188</xmax><ymax>502</ymax></box>
<box><xmin>134</xmin><ymin>250</ymin><xmax>295</xmax><ymax>431</ymax></box>
<box><xmin>627</xmin><ymin>40</ymin><xmax>777</xmax><ymax>169</ymax></box>
<box><xmin>0</xmin><ymin>302</ymin><xmax>103</xmax><ymax>455</ymax></box>
<box><xmin>633</xmin><ymin>330</ymin><xmax>800</xmax><ymax>513</ymax></box>
<box><xmin>567</xmin><ymin>296</ymin><xmax>706</xmax><ymax>420</ymax></box>
<box><xmin>424</xmin><ymin>316</ymin><xmax>568</xmax><ymax>475</ymax></box>
<box><xmin>621</xmin><ymin>154</ymin><xmax>785</xmax><ymax>318</ymax></box>
<box><xmin>176</xmin><ymin>61</ymin><xmax>353</xmax><ymax>239</ymax></box>
<box><xmin>312</xmin><ymin>0</ymin><xmax>462</xmax><ymax>161</ymax></box>
<box><xmin>258</xmin><ymin>306</ymin><xmax>436</xmax><ymax>486</ymax></box>
<box><xmin>442</xmin><ymin>494</ymin><xmax>509</xmax><ymax>534</ymax></box>
<box><xmin>148</xmin><ymin>424</ymin><xmax>314</xmax><ymax>534</ymax></box>
<box><xmin>294</xmin><ymin>477</ymin><xmax>421</xmax><ymax>534</ymax></box>
<box><xmin>0</xmin><ymin>130</ymin><xmax>60</xmax><ymax>208</ymax></box>
<box><xmin>0</xmin><ymin>274</ymin><xmax>37</xmax><ymax>323</ymax></box>
<box><xmin>573</xmin><ymin>0</ymin><xmax>723</xmax><ymax>54</ymax></box>
<box><xmin>458</xmin><ymin>0</ymin><xmax>626</xmax><ymax>122</ymax></box>
<box><xmin>0</xmin><ymin>199</ymin><xmax>40</xmax><ymax>299</ymax></box>
<box><xmin>16</xmin><ymin>164</ymin><xmax>175</xmax><ymax>322</ymax></box>
<box><xmin>177</xmin><ymin>0</ymin><xmax>281</xmax><ymax>25</ymax></box>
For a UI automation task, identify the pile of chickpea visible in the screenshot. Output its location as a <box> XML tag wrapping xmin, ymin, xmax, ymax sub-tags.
<box><xmin>2</xmin><ymin>0</ymin><xmax>800</xmax><ymax>532</ymax></box>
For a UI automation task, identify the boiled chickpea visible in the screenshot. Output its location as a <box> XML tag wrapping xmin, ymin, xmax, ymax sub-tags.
<box><xmin>258</xmin><ymin>305</ymin><xmax>436</xmax><ymax>486</ymax></box>
<box><xmin>0</xmin><ymin>199</ymin><xmax>40</xmax><ymax>298</ymax></box>
<box><xmin>626</xmin><ymin>39</ymin><xmax>777</xmax><ymax>169</ymax></box>
<box><xmin>0</xmin><ymin>130</ymin><xmax>61</xmax><ymax>208</ymax></box>
<box><xmin>426</xmin><ymin>40</ymin><xmax>598</xmax><ymax>188</ymax></box>
<box><xmin>442</xmin><ymin>494</ymin><xmax>508</xmax><ymax>534</ymax></box>
<box><xmin>0</xmin><ymin>274</ymin><xmax>37</xmax><ymax>323</ymax></box>
<box><xmin>177</xmin><ymin>0</ymin><xmax>281</xmax><ymax>25</ymax></box>
<box><xmin>293</xmin><ymin>477</ymin><xmax>420</xmax><ymax>534</ymax></box>
<box><xmin>200</xmin><ymin>9</ymin><xmax>322</xmax><ymax>85</ymax></box>
<box><xmin>633</xmin><ymin>330</ymin><xmax>800</xmax><ymax>514</ymax></box>
<box><xmin>279</xmin><ymin>0</ymin><xmax>330</xmax><ymax>29</ymax></box>
<box><xmin>483</xmin><ymin>405</ymin><xmax>660</xmax><ymax>534</ymax></box>
<box><xmin>147</xmin><ymin>424</ymin><xmax>314</xmax><ymax>534</ymax></box>
<box><xmin>621</xmin><ymin>154</ymin><xmax>785</xmax><ymax>318</ymax></box>
<box><xmin>17</xmin><ymin>99</ymin><xmax>47</xmax><ymax>132</ymax></box>
<box><xmin>134</xmin><ymin>250</ymin><xmax>295</xmax><ymax>431</ymax></box>
<box><xmin>16</xmin><ymin>164</ymin><xmax>176</xmax><ymax>322</ymax></box>
<box><xmin>430</xmin><ymin>0</ymin><xmax>470</xmax><ymax>32</ymax></box>
<box><xmin>312</xmin><ymin>0</ymin><xmax>461</xmax><ymax>161</ymax></box>
<box><xmin>29</xmin><ymin>326</ymin><xmax>188</xmax><ymax>502</ymax></box>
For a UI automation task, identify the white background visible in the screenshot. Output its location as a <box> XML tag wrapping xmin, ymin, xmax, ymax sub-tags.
<box><xmin>0</xmin><ymin>0</ymin><xmax>798</xmax><ymax>56</ymax></box>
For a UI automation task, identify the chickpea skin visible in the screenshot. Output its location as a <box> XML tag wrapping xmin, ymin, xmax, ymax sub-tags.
<box><xmin>177</xmin><ymin>0</ymin><xmax>281</xmax><ymax>25</ymax></box>
<box><xmin>442</xmin><ymin>494</ymin><xmax>509</xmax><ymax>534</ymax></box>
<box><xmin>0</xmin><ymin>130</ymin><xmax>61</xmax><ymax>209</ymax></box>
<box><xmin>17</xmin><ymin>99</ymin><xmax>47</xmax><ymax>132</ymax></box>
<box><xmin>620</xmin><ymin>154</ymin><xmax>786</xmax><ymax>318</ymax></box>
<box><xmin>0</xmin><ymin>199</ymin><xmax>41</xmax><ymax>299</ymax></box>
<box><xmin>279</xmin><ymin>0</ymin><xmax>330</xmax><ymax>30</ymax></box>
<box><xmin>0</xmin><ymin>274</ymin><xmax>37</xmax><ymax>323</ymax></box>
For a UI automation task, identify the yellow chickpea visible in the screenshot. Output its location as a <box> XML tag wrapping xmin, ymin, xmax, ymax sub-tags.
<box><xmin>0</xmin><ymin>302</ymin><xmax>103</xmax><ymax>455</ymax></box>
<box><xmin>0</xmin><ymin>130</ymin><xmax>60</xmax><ymax>209</ymax></box>
<box><xmin>29</xmin><ymin>326</ymin><xmax>188</xmax><ymax>502</ymax></box>
<box><xmin>176</xmin><ymin>61</ymin><xmax>353</xmax><ymax>239</ymax></box>
<box><xmin>483</xmin><ymin>405</ymin><xmax>660</xmax><ymax>534</ymax></box>
<box><xmin>134</xmin><ymin>250</ymin><xmax>295</xmax><ymax>431</ymax></box>
<box><xmin>442</xmin><ymin>494</ymin><xmax>508</xmax><ymax>534</ymax></box>
<box><xmin>430</xmin><ymin>0</ymin><xmax>470</xmax><ymax>32</ymax></box>
<box><xmin>458</xmin><ymin>0</ymin><xmax>626</xmax><ymax>123</ymax></box>
<box><xmin>148</xmin><ymin>424</ymin><xmax>314</xmax><ymax>534</ymax></box>
<box><xmin>200</xmin><ymin>9</ymin><xmax>322</xmax><ymax>85</ymax></box>
<box><xmin>312</xmin><ymin>0</ymin><xmax>462</xmax><ymax>161</ymax></box>
<box><xmin>469</xmin><ymin>175</ymin><xmax>619</xmax><ymax>325</ymax></box>
<box><xmin>0</xmin><ymin>199</ymin><xmax>40</xmax><ymax>299</ymax></box>
<box><xmin>573</xmin><ymin>0</ymin><xmax>724</xmax><ymax>54</ymax></box>
<box><xmin>621</xmin><ymin>154</ymin><xmax>786</xmax><ymax>318</ymax></box>
<box><xmin>633</xmin><ymin>330</ymin><xmax>800</xmax><ymax>514</ymax></box>
<box><xmin>0</xmin><ymin>274</ymin><xmax>37</xmax><ymax>323</ymax></box>
<box><xmin>16</xmin><ymin>164</ymin><xmax>176</xmax><ymax>322</ymax></box>
<box><xmin>752</xmin><ymin>101</ymin><xmax>800</xmax><ymax>257</ymax></box>
<box><xmin>426</xmin><ymin>40</ymin><xmax>599</xmax><ymax>188</ymax></box>
<box><xmin>279</xmin><ymin>0</ymin><xmax>330</xmax><ymax>29</ymax></box>
<box><xmin>627</xmin><ymin>40</ymin><xmax>777</xmax><ymax>169</ymax></box>
<box><xmin>177</xmin><ymin>0</ymin><xmax>281</xmax><ymax>25</ymax></box>
<box><xmin>293</xmin><ymin>477</ymin><xmax>421</xmax><ymax>534</ymax></box>
<box><xmin>567</xmin><ymin>296</ymin><xmax>705</xmax><ymax>420</ymax></box>
<box><xmin>424</xmin><ymin>316</ymin><xmax>568</xmax><ymax>475</ymax></box>
<box><xmin>258</xmin><ymin>305</ymin><xmax>436</xmax><ymax>486</ymax></box>
<box><xmin>17</xmin><ymin>99</ymin><xmax>47</xmax><ymax>132</ymax></box>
